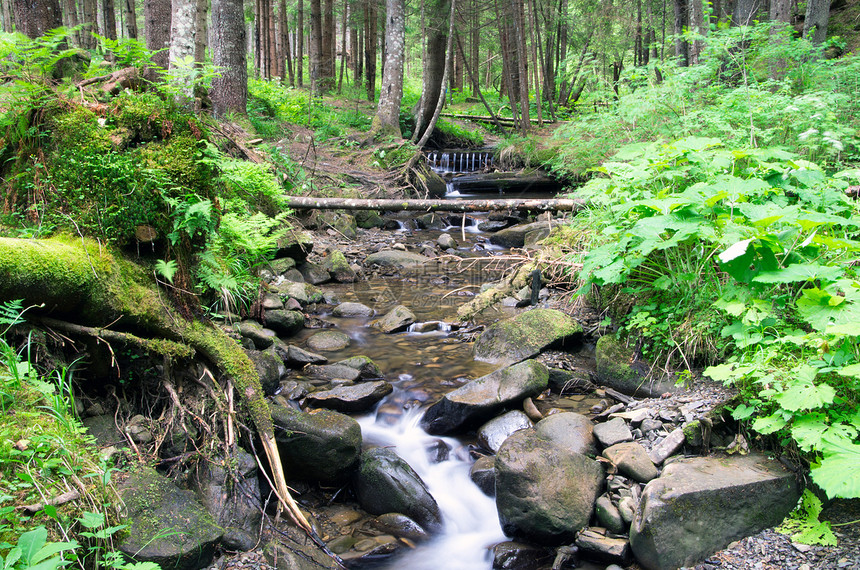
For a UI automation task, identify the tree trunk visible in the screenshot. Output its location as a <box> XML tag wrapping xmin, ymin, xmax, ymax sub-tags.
<box><xmin>364</xmin><ymin>0</ymin><xmax>377</xmax><ymax>101</ymax></box>
<box><xmin>297</xmin><ymin>0</ymin><xmax>304</xmax><ymax>86</ymax></box>
<box><xmin>412</xmin><ymin>0</ymin><xmax>449</xmax><ymax>137</ymax></box>
<box><xmin>688</xmin><ymin>0</ymin><xmax>705</xmax><ymax>64</ymax></box>
<box><xmin>1</xmin><ymin>0</ymin><xmax>13</xmax><ymax>33</ymax></box>
<box><xmin>63</xmin><ymin>0</ymin><xmax>81</xmax><ymax>45</ymax></box>
<box><xmin>310</xmin><ymin>0</ymin><xmax>324</xmax><ymax>93</ymax></box>
<box><xmin>281</xmin><ymin>0</ymin><xmax>295</xmax><ymax>85</ymax></box>
<box><xmin>337</xmin><ymin>0</ymin><xmax>347</xmax><ymax>91</ymax></box>
<box><xmin>124</xmin><ymin>0</ymin><xmax>138</xmax><ymax>38</ymax></box>
<box><xmin>321</xmin><ymin>0</ymin><xmax>335</xmax><ymax>90</ymax></box>
<box><xmin>415</xmin><ymin>0</ymin><xmax>456</xmax><ymax>147</ymax></box>
<box><xmin>145</xmin><ymin>0</ymin><xmax>171</xmax><ymax>71</ymax></box>
<box><xmin>211</xmin><ymin>0</ymin><xmax>247</xmax><ymax>116</ymax></box>
<box><xmin>286</xmin><ymin>195</ymin><xmax>584</xmax><ymax>212</ymax></box>
<box><xmin>12</xmin><ymin>0</ymin><xmax>63</xmax><ymax>38</ymax></box>
<box><xmin>268</xmin><ymin>0</ymin><xmax>279</xmax><ymax>78</ymax></box>
<box><xmin>673</xmin><ymin>0</ymin><xmax>689</xmax><ymax>66</ymax></box>
<box><xmin>803</xmin><ymin>0</ymin><xmax>829</xmax><ymax>44</ymax></box>
<box><xmin>733</xmin><ymin>0</ymin><xmax>762</xmax><ymax>25</ymax></box>
<box><xmin>102</xmin><ymin>0</ymin><xmax>117</xmax><ymax>40</ymax></box>
<box><xmin>371</xmin><ymin>0</ymin><xmax>405</xmax><ymax>138</ymax></box>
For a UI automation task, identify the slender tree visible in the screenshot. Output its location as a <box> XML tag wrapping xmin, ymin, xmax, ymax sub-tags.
<box><xmin>689</xmin><ymin>0</ymin><xmax>705</xmax><ymax>64</ymax></box>
<box><xmin>413</xmin><ymin>0</ymin><xmax>450</xmax><ymax>138</ymax></box>
<box><xmin>102</xmin><ymin>0</ymin><xmax>117</xmax><ymax>41</ymax></box>
<box><xmin>169</xmin><ymin>0</ymin><xmax>197</xmax><ymax>107</ymax></box>
<box><xmin>146</xmin><ymin>0</ymin><xmax>172</xmax><ymax>71</ymax></box>
<box><xmin>364</xmin><ymin>0</ymin><xmax>377</xmax><ymax>101</ymax></box>
<box><xmin>297</xmin><ymin>0</ymin><xmax>304</xmax><ymax>86</ymax></box>
<box><xmin>371</xmin><ymin>0</ymin><xmax>405</xmax><ymax>138</ymax></box>
<box><xmin>124</xmin><ymin>0</ymin><xmax>138</xmax><ymax>38</ymax></box>
<box><xmin>211</xmin><ymin>0</ymin><xmax>247</xmax><ymax>115</ymax></box>
<box><xmin>733</xmin><ymin>0</ymin><xmax>762</xmax><ymax>25</ymax></box>
<box><xmin>673</xmin><ymin>0</ymin><xmax>689</xmax><ymax>65</ymax></box>
<box><xmin>81</xmin><ymin>0</ymin><xmax>99</xmax><ymax>48</ymax></box>
<box><xmin>310</xmin><ymin>0</ymin><xmax>325</xmax><ymax>92</ymax></box>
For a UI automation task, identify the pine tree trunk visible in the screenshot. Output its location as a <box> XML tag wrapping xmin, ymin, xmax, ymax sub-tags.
<box><xmin>310</xmin><ymin>0</ymin><xmax>324</xmax><ymax>93</ymax></box>
<box><xmin>733</xmin><ymin>0</ymin><xmax>761</xmax><ymax>26</ymax></box>
<box><xmin>170</xmin><ymin>0</ymin><xmax>197</xmax><ymax>107</ymax></box>
<box><xmin>803</xmin><ymin>0</ymin><xmax>829</xmax><ymax>44</ymax></box>
<box><xmin>0</xmin><ymin>0</ymin><xmax>12</xmax><ymax>33</ymax></box>
<box><xmin>297</xmin><ymin>0</ymin><xmax>304</xmax><ymax>86</ymax></box>
<box><xmin>689</xmin><ymin>0</ymin><xmax>705</xmax><ymax>64</ymax></box>
<box><xmin>211</xmin><ymin>0</ymin><xmax>247</xmax><ymax>115</ymax></box>
<box><xmin>195</xmin><ymin>0</ymin><xmax>207</xmax><ymax>64</ymax></box>
<box><xmin>337</xmin><ymin>0</ymin><xmax>347</xmax><ymax>91</ymax></box>
<box><xmin>364</xmin><ymin>0</ymin><xmax>377</xmax><ymax>101</ymax></box>
<box><xmin>63</xmin><ymin>0</ymin><xmax>81</xmax><ymax>45</ymax></box>
<box><xmin>280</xmin><ymin>0</ymin><xmax>294</xmax><ymax>85</ymax></box>
<box><xmin>12</xmin><ymin>0</ymin><xmax>62</xmax><ymax>38</ymax></box>
<box><xmin>371</xmin><ymin>0</ymin><xmax>404</xmax><ymax>138</ymax></box>
<box><xmin>321</xmin><ymin>0</ymin><xmax>335</xmax><ymax>91</ymax></box>
<box><xmin>124</xmin><ymin>0</ymin><xmax>137</xmax><ymax>38</ymax></box>
<box><xmin>102</xmin><ymin>0</ymin><xmax>117</xmax><ymax>40</ymax></box>
<box><xmin>268</xmin><ymin>0</ymin><xmax>278</xmax><ymax>78</ymax></box>
<box><xmin>145</xmin><ymin>0</ymin><xmax>171</xmax><ymax>70</ymax></box>
<box><xmin>673</xmin><ymin>0</ymin><xmax>689</xmax><ymax>66</ymax></box>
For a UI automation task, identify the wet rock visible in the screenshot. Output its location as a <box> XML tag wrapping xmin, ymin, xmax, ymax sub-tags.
<box><xmin>353</xmin><ymin>447</ymin><xmax>443</xmax><ymax>533</ymax></box>
<box><xmin>477</xmin><ymin>219</ymin><xmax>512</xmax><ymax>232</ymax></box>
<box><xmin>523</xmin><ymin>397</ymin><xmax>543</xmax><ymax>422</ymax></box>
<box><xmin>246</xmin><ymin>349</ymin><xmax>285</xmax><ymax>395</ymax></box>
<box><xmin>371</xmin><ymin>304</ymin><xmax>416</xmax><ymax>333</ymax></box>
<box><xmin>193</xmin><ymin>450</ymin><xmax>261</xmax><ymax>544</ymax></box>
<box><xmin>306</xmin><ymin>330</ymin><xmax>351</xmax><ymax>352</ymax></box>
<box><xmin>575</xmin><ymin>528</ymin><xmax>632</xmax><ymax>565</ymax></box>
<box><xmin>298</xmin><ymin>261</ymin><xmax>331</xmax><ymax>285</ymax></box>
<box><xmin>617</xmin><ymin>496</ymin><xmax>636</xmax><ymax>524</ymax></box>
<box><xmin>421</xmin><ymin>360</ymin><xmax>550</xmax><ymax>435</ymax></box>
<box><xmin>271</xmin><ymin>405</ymin><xmax>361</xmax><ymax>483</ymax></box>
<box><xmin>125</xmin><ymin>414</ymin><xmax>153</xmax><ymax>444</ymax></box>
<box><xmin>264</xmin><ymin>309</ymin><xmax>305</xmax><ymax>336</ymax></box>
<box><xmin>267</xmin><ymin>256</ymin><xmax>297</xmax><ymax>275</ymax></box>
<box><xmin>303</xmin><ymin>363</ymin><xmax>362</xmax><ymax>382</ymax></box>
<box><xmin>282</xmin><ymin>268</ymin><xmax>305</xmax><ymax>283</ymax></box>
<box><xmin>425</xmin><ymin>438</ymin><xmax>450</xmax><ymax>462</ymax></box>
<box><xmin>437</xmin><ymin>233</ymin><xmax>457</xmax><ymax>249</ymax></box>
<box><xmin>118</xmin><ymin>466</ymin><xmax>222</xmax><ymax>570</ymax></box>
<box><xmin>303</xmin><ymin>380</ymin><xmax>393</xmax><ymax>413</ymax></box>
<box><xmin>331</xmin><ymin>213</ymin><xmax>358</xmax><ymax>239</ymax></box>
<box><xmin>551</xmin><ymin>545</ymin><xmax>580</xmax><ymax>570</ymax></box>
<box><xmin>603</xmin><ymin>442</ymin><xmax>659</xmax><ymax>483</ymax></box>
<box><xmin>595</xmin><ymin>494</ymin><xmax>627</xmax><ymax>535</ymax></box>
<box><xmin>535</xmin><ymin>412</ymin><xmax>597</xmax><ymax>457</ymax></box>
<box><xmin>473</xmin><ymin>309</ymin><xmax>582</xmax><ymax>366</ymax></box>
<box><xmin>273</xmin><ymin>281</ymin><xmax>324</xmax><ymax>306</ymax></box>
<box><xmin>489</xmin><ymin>221</ymin><xmax>557</xmax><ymax>248</ymax></box>
<box><xmin>336</xmin><ymin>355</ymin><xmax>383</xmax><ymax>379</ymax></box>
<box><xmin>470</xmin><ymin>455</ymin><xmax>496</xmax><ymax>497</ymax></box>
<box><xmin>355</xmin><ymin>210</ymin><xmax>385</xmax><ymax>229</ymax></box>
<box><xmin>524</xmin><ymin>227</ymin><xmax>551</xmax><ymax>247</ymax></box>
<box><xmin>274</xmin><ymin>231</ymin><xmax>313</xmax><ymax>262</ymax></box>
<box><xmin>235</xmin><ymin>320</ymin><xmax>276</xmax><ymax>349</ymax></box>
<box><xmin>261</xmin><ymin>292</ymin><xmax>284</xmax><ymax>310</ymax></box>
<box><xmin>593</xmin><ymin>417</ymin><xmax>634</xmax><ymax>448</ymax></box>
<box><xmin>416</xmin><ymin>213</ymin><xmax>448</xmax><ymax>230</ymax></box>
<box><xmin>629</xmin><ymin>454</ymin><xmax>801</xmax><ymax>570</ymax></box>
<box><xmin>640</xmin><ymin>418</ymin><xmax>664</xmax><ymax>433</ymax></box>
<box><xmin>263</xmin><ymin>539</ymin><xmax>339</xmax><ymax>569</ymax></box>
<box><xmin>595</xmin><ymin>335</ymin><xmax>677</xmax><ymax>397</ymax></box>
<box><xmin>365</xmin><ymin>249</ymin><xmax>431</xmax><ymax>270</ymax></box>
<box><xmin>495</xmin><ymin>429</ymin><xmax>604</xmax><ymax>544</ymax></box>
<box><xmin>282</xmin><ymin>344</ymin><xmax>328</xmax><ymax>366</ymax></box>
<box><xmin>477</xmin><ymin>410</ymin><xmax>534</xmax><ymax>453</ymax></box>
<box><xmin>492</xmin><ymin>541</ymin><xmax>554</xmax><ymax>569</ymax></box>
<box><xmin>649</xmin><ymin>427</ymin><xmax>686</xmax><ymax>465</ymax></box>
<box><xmin>332</xmin><ymin>302</ymin><xmax>374</xmax><ymax>317</ymax></box>
<box><xmin>548</xmin><ymin>368</ymin><xmax>594</xmax><ymax>394</ymax></box>
<box><xmin>370</xmin><ymin>513</ymin><xmax>431</xmax><ymax>541</ymax></box>
<box><xmin>323</xmin><ymin>250</ymin><xmax>358</xmax><ymax>283</ymax></box>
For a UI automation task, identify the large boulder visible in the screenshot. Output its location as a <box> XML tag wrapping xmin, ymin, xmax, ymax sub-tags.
<box><xmin>595</xmin><ymin>335</ymin><xmax>677</xmax><ymax>397</ymax></box>
<box><xmin>235</xmin><ymin>320</ymin><xmax>276</xmax><ymax>349</ymax></box>
<box><xmin>629</xmin><ymin>454</ymin><xmax>800</xmax><ymax>570</ymax></box>
<box><xmin>298</xmin><ymin>261</ymin><xmax>331</xmax><ymax>285</ymax></box>
<box><xmin>488</xmin><ymin>221</ymin><xmax>557</xmax><ymax>248</ymax></box>
<box><xmin>274</xmin><ymin>231</ymin><xmax>313</xmax><ymax>262</ymax></box>
<box><xmin>303</xmin><ymin>381</ymin><xmax>394</xmax><ymax>413</ymax></box>
<box><xmin>332</xmin><ymin>302</ymin><xmax>375</xmax><ymax>318</ymax></box>
<box><xmin>273</xmin><ymin>281</ymin><xmax>324</xmax><ymax>306</ymax></box>
<box><xmin>495</xmin><ymin>429</ymin><xmax>603</xmax><ymax>545</ymax></box>
<box><xmin>271</xmin><ymin>405</ymin><xmax>362</xmax><ymax>483</ymax></box>
<box><xmin>420</xmin><ymin>360</ymin><xmax>549</xmax><ymax>435</ymax></box>
<box><xmin>473</xmin><ymin>309</ymin><xmax>582</xmax><ymax>366</ymax></box>
<box><xmin>245</xmin><ymin>349</ymin><xmax>284</xmax><ymax>395</ymax></box>
<box><xmin>535</xmin><ymin>412</ymin><xmax>597</xmax><ymax>457</ymax></box>
<box><xmin>365</xmin><ymin>250</ymin><xmax>430</xmax><ymax>270</ymax></box>
<box><xmin>323</xmin><ymin>250</ymin><xmax>358</xmax><ymax>283</ymax></box>
<box><xmin>264</xmin><ymin>309</ymin><xmax>305</xmax><ymax>336</ymax></box>
<box><xmin>118</xmin><ymin>466</ymin><xmax>222</xmax><ymax>570</ymax></box>
<box><xmin>353</xmin><ymin>447</ymin><xmax>443</xmax><ymax>533</ymax></box>
<box><xmin>371</xmin><ymin>305</ymin><xmax>416</xmax><ymax>333</ymax></box>
<box><xmin>306</xmin><ymin>330</ymin><xmax>351</xmax><ymax>352</ymax></box>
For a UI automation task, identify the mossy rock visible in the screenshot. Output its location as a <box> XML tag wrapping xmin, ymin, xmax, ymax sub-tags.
<box><xmin>275</xmin><ymin>231</ymin><xmax>314</xmax><ymax>262</ymax></box>
<box><xmin>118</xmin><ymin>466</ymin><xmax>222</xmax><ymax>570</ymax></box>
<box><xmin>355</xmin><ymin>210</ymin><xmax>386</xmax><ymax>229</ymax></box>
<box><xmin>594</xmin><ymin>335</ymin><xmax>678</xmax><ymax>398</ymax></box>
<box><xmin>323</xmin><ymin>250</ymin><xmax>358</xmax><ymax>283</ymax></box>
<box><xmin>473</xmin><ymin>308</ymin><xmax>583</xmax><ymax>366</ymax></box>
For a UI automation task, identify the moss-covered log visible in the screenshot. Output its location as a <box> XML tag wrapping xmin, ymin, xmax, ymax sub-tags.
<box><xmin>0</xmin><ymin>235</ymin><xmax>312</xmax><ymax>534</ymax></box>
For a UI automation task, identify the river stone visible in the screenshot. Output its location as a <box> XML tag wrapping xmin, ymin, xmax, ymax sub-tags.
<box><xmin>264</xmin><ymin>309</ymin><xmax>305</xmax><ymax>336</ymax></box>
<box><xmin>261</xmin><ymin>292</ymin><xmax>284</xmax><ymax>310</ymax></box>
<box><xmin>595</xmin><ymin>335</ymin><xmax>678</xmax><ymax>397</ymax></box>
<box><xmin>193</xmin><ymin>450</ymin><xmax>261</xmax><ymax>545</ymax></box>
<box><xmin>303</xmin><ymin>381</ymin><xmax>393</xmax><ymax>413</ymax></box>
<box><xmin>649</xmin><ymin>428</ymin><xmax>686</xmax><ymax>465</ymax></box>
<box><xmin>477</xmin><ymin>410</ymin><xmax>533</xmax><ymax>453</ymax></box>
<box><xmin>274</xmin><ymin>281</ymin><xmax>324</xmax><ymax>306</ymax></box>
<box><xmin>420</xmin><ymin>360</ymin><xmax>550</xmax><ymax>435</ymax></box>
<box><xmin>595</xmin><ymin>495</ymin><xmax>627</xmax><ymax>535</ymax></box>
<box><xmin>263</xmin><ymin>539</ymin><xmax>339</xmax><ymax>570</ymax></box>
<box><xmin>470</xmin><ymin>455</ymin><xmax>496</xmax><ymax>496</ymax></box>
<box><xmin>575</xmin><ymin>529</ymin><xmax>632</xmax><ymax>565</ymax></box>
<box><xmin>283</xmin><ymin>268</ymin><xmax>305</xmax><ymax>283</ymax></box>
<box><xmin>603</xmin><ymin>442</ymin><xmax>659</xmax><ymax>483</ymax></box>
<box><xmin>271</xmin><ymin>405</ymin><xmax>361</xmax><ymax>483</ymax></box>
<box><xmin>267</xmin><ymin>256</ymin><xmax>297</xmax><ymax>275</ymax></box>
<box><xmin>524</xmin><ymin>226</ymin><xmax>552</xmax><ymax>247</ymax></box>
<box><xmin>307</xmin><ymin>330</ymin><xmax>351</xmax><ymax>351</ymax></box>
<box><xmin>331</xmin><ymin>213</ymin><xmax>357</xmax><ymax>239</ymax></box>
<box><xmin>283</xmin><ymin>344</ymin><xmax>328</xmax><ymax>365</ymax></box>
<box><xmin>332</xmin><ymin>302</ymin><xmax>374</xmax><ymax>317</ymax></box>
<box><xmin>495</xmin><ymin>429</ymin><xmax>603</xmax><ymax>545</ymax></box>
<box><xmin>629</xmin><ymin>454</ymin><xmax>800</xmax><ymax>570</ymax></box>
<box><xmin>336</xmin><ymin>355</ymin><xmax>383</xmax><ymax>379</ymax></box>
<box><xmin>488</xmin><ymin>221</ymin><xmax>556</xmax><ymax>248</ymax></box>
<box><xmin>593</xmin><ymin>417</ymin><xmax>634</xmax><ymax>448</ymax></box>
<box><xmin>365</xmin><ymin>250</ymin><xmax>430</xmax><ymax>270</ymax></box>
<box><xmin>492</xmin><ymin>542</ymin><xmax>554</xmax><ymax>570</ymax></box>
<box><xmin>303</xmin><ymin>363</ymin><xmax>362</xmax><ymax>382</ymax></box>
<box><xmin>246</xmin><ymin>349</ymin><xmax>284</xmax><ymax>395</ymax></box>
<box><xmin>535</xmin><ymin>412</ymin><xmax>597</xmax><ymax>457</ymax></box>
<box><xmin>118</xmin><ymin>466</ymin><xmax>222</xmax><ymax>570</ymax></box>
<box><xmin>355</xmin><ymin>210</ymin><xmax>385</xmax><ymax>229</ymax></box>
<box><xmin>353</xmin><ymin>447</ymin><xmax>443</xmax><ymax>533</ymax></box>
<box><xmin>323</xmin><ymin>250</ymin><xmax>358</xmax><ymax>283</ymax></box>
<box><xmin>371</xmin><ymin>305</ymin><xmax>416</xmax><ymax>333</ymax></box>
<box><xmin>370</xmin><ymin>513</ymin><xmax>431</xmax><ymax>541</ymax></box>
<box><xmin>235</xmin><ymin>320</ymin><xmax>276</xmax><ymax>349</ymax></box>
<box><xmin>437</xmin><ymin>233</ymin><xmax>457</xmax><ymax>249</ymax></box>
<box><xmin>298</xmin><ymin>261</ymin><xmax>331</xmax><ymax>285</ymax></box>
<box><xmin>416</xmin><ymin>213</ymin><xmax>448</xmax><ymax>229</ymax></box>
<box><xmin>548</xmin><ymin>368</ymin><xmax>594</xmax><ymax>394</ymax></box>
<box><xmin>274</xmin><ymin>231</ymin><xmax>313</xmax><ymax>262</ymax></box>
<box><xmin>472</xmin><ymin>308</ymin><xmax>582</xmax><ymax>366</ymax></box>
<box><xmin>477</xmin><ymin>219</ymin><xmax>512</xmax><ymax>232</ymax></box>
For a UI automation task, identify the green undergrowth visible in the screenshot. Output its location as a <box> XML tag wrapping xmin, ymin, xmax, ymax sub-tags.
<box><xmin>551</xmin><ymin>134</ymin><xmax>860</xmax><ymax>503</ymax></box>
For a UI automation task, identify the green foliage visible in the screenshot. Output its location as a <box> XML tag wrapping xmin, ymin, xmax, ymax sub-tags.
<box><xmin>433</xmin><ymin>119</ymin><xmax>484</xmax><ymax>148</ymax></box>
<box><xmin>777</xmin><ymin>490</ymin><xmax>838</xmax><ymax>546</ymax></box>
<box><xmin>0</xmin><ymin>526</ymin><xmax>77</xmax><ymax>569</ymax></box>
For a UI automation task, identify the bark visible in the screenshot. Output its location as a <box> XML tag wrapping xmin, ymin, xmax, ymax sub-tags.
<box><xmin>102</xmin><ymin>0</ymin><xmax>117</xmax><ymax>40</ymax></box>
<box><xmin>371</xmin><ymin>0</ymin><xmax>405</xmax><ymax>138</ymax></box>
<box><xmin>454</xmin><ymin>33</ymin><xmax>508</xmax><ymax>133</ymax></box>
<box><xmin>415</xmin><ymin>0</ymin><xmax>456</xmax><ymax>147</ymax></box>
<box><xmin>268</xmin><ymin>0</ymin><xmax>279</xmax><ymax>78</ymax></box>
<box><xmin>297</xmin><ymin>0</ymin><xmax>304</xmax><ymax>86</ymax></box>
<box><xmin>688</xmin><ymin>0</ymin><xmax>705</xmax><ymax>64</ymax></box>
<box><xmin>733</xmin><ymin>0</ymin><xmax>762</xmax><ymax>25</ymax></box>
<box><xmin>195</xmin><ymin>0</ymin><xmax>207</xmax><ymax>63</ymax></box>
<box><xmin>169</xmin><ymin>0</ymin><xmax>197</xmax><ymax>107</ymax></box>
<box><xmin>286</xmin><ymin>195</ymin><xmax>585</xmax><ymax>212</ymax></box>
<box><xmin>803</xmin><ymin>0</ymin><xmax>829</xmax><ymax>44</ymax></box>
<box><xmin>211</xmin><ymin>0</ymin><xmax>247</xmax><ymax>116</ymax></box>
<box><xmin>321</xmin><ymin>0</ymin><xmax>335</xmax><ymax>89</ymax></box>
<box><xmin>145</xmin><ymin>0</ymin><xmax>171</xmax><ymax>70</ymax></box>
<box><xmin>364</xmin><ymin>0</ymin><xmax>377</xmax><ymax>101</ymax></box>
<box><xmin>310</xmin><ymin>0</ymin><xmax>324</xmax><ymax>93</ymax></box>
<box><xmin>673</xmin><ymin>0</ymin><xmax>689</xmax><ymax>66</ymax></box>
<box><xmin>280</xmin><ymin>0</ymin><xmax>294</xmax><ymax>85</ymax></box>
<box><xmin>770</xmin><ymin>0</ymin><xmax>790</xmax><ymax>22</ymax></box>
<box><xmin>12</xmin><ymin>0</ymin><xmax>63</xmax><ymax>38</ymax></box>
<box><xmin>1</xmin><ymin>0</ymin><xmax>12</xmax><ymax>33</ymax></box>
<box><xmin>412</xmin><ymin>0</ymin><xmax>449</xmax><ymax>138</ymax></box>
<box><xmin>337</xmin><ymin>0</ymin><xmax>346</xmax><ymax>91</ymax></box>
<box><xmin>63</xmin><ymin>0</ymin><xmax>81</xmax><ymax>45</ymax></box>
<box><xmin>124</xmin><ymin>0</ymin><xmax>138</xmax><ymax>38</ymax></box>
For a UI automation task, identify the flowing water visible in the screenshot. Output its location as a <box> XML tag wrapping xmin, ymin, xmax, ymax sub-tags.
<box><xmin>293</xmin><ymin>215</ymin><xmax>598</xmax><ymax>568</ymax></box>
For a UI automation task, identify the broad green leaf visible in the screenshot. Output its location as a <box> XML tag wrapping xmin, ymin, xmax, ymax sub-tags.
<box><xmin>774</xmin><ymin>367</ymin><xmax>835</xmax><ymax>411</ymax></box>
<box><xmin>29</xmin><ymin>540</ymin><xmax>78</xmax><ymax>565</ymax></box>
<box><xmin>790</xmin><ymin>413</ymin><xmax>829</xmax><ymax>451</ymax></box>
<box><xmin>717</xmin><ymin>238</ymin><xmax>754</xmax><ymax>264</ymax></box>
<box><xmin>703</xmin><ymin>363</ymin><xmax>754</xmax><ymax>382</ymax></box>
<box><xmin>811</xmin><ymin>440</ymin><xmax>860</xmax><ymax>498</ymax></box>
<box><xmin>752</xmin><ymin>263</ymin><xmax>843</xmax><ymax>284</ymax></box>
<box><xmin>731</xmin><ymin>404</ymin><xmax>756</xmax><ymax>420</ymax></box>
<box><xmin>77</xmin><ymin>511</ymin><xmax>105</xmax><ymax>529</ymax></box>
<box><xmin>837</xmin><ymin>363</ymin><xmax>860</xmax><ymax>379</ymax></box>
<box><xmin>753</xmin><ymin>413</ymin><xmax>788</xmax><ymax>434</ymax></box>
<box><xmin>669</xmin><ymin>136</ymin><xmax>723</xmax><ymax>152</ymax></box>
<box><xmin>827</xmin><ymin>323</ymin><xmax>860</xmax><ymax>336</ymax></box>
<box><xmin>18</xmin><ymin>527</ymin><xmax>47</xmax><ymax>564</ymax></box>
<box><xmin>777</xmin><ymin>490</ymin><xmax>837</xmax><ymax>546</ymax></box>
<box><xmin>834</xmin><ymin>168</ymin><xmax>860</xmax><ymax>182</ymax></box>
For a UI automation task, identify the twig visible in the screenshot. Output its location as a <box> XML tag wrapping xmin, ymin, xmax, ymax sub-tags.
<box><xmin>20</xmin><ymin>489</ymin><xmax>81</xmax><ymax>513</ymax></box>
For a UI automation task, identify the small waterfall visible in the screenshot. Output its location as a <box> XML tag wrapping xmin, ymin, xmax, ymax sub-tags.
<box><xmin>357</xmin><ymin>399</ymin><xmax>505</xmax><ymax>569</ymax></box>
<box><xmin>425</xmin><ymin>151</ymin><xmax>494</xmax><ymax>175</ymax></box>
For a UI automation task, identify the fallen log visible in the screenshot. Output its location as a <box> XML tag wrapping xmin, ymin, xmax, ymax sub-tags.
<box><xmin>286</xmin><ymin>196</ymin><xmax>585</xmax><ymax>213</ymax></box>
